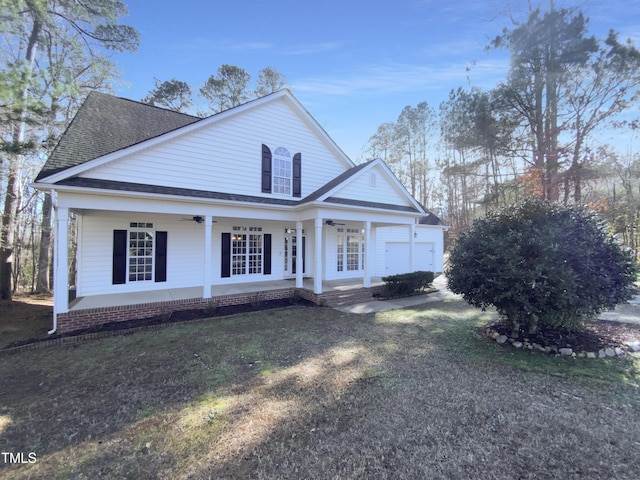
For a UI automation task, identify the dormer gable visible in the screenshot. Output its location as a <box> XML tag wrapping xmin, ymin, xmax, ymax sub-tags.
<box><xmin>304</xmin><ymin>158</ymin><xmax>426</xmax><ymax>214</ymax></box>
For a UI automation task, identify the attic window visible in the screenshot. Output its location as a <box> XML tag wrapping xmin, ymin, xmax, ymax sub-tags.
<box><xmin>369</xmin><ymin>172</ymin><xmax>377</xmax><ymax>187</ymax></box>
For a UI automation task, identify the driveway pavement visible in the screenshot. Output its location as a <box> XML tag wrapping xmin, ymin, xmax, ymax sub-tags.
<box><xmin>337</xmin><ymin>276</ymin><xmax>640</xmax><ymax>326</ymax></box>
<box><xmin>335</xmin><ymin>275</ymin><xmax>460</xmax><ymax>314</ymax></box>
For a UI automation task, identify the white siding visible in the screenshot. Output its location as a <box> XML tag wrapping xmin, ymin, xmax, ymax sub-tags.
<box><xmin>79</xmin><ymin>97</ymin><xmax>348</xmax><ymax>199</ymax></box>
<box><xmin>77</xmin><ymin>215</ymin><xmax>303</xmax><ymax>296</ymax></box>
<box><xmin>332</xmin><ymin>165</ymin><xmax>411</xmax><ymax>207</ymax></box>
<box><xmin>77</xmin><ymin>214</ymin><xmax>207</xmax><ymax>297</ymax></box>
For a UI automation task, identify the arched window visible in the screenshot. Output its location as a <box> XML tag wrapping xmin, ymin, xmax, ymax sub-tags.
<box><xmin>273</xmin><ymin>147</ymin><xmax>291</xmax><ymax>194</ymax></box>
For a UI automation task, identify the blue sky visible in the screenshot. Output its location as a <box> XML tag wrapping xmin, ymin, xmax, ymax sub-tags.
<box><xmin>115</xmin><ymin>0</ymin><xmax>640</xmax><ymax>161</ymax></box>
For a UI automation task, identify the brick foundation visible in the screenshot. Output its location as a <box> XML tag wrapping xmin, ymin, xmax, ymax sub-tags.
<box><xmin>55</xmin><ymin>284</ymin><xmax>387</xmax><ymax>334</ymax></box>
<box><xmin>56</xmin><ymin>288</ymin><xmax>295</xmax><ymax>334</ymax></box>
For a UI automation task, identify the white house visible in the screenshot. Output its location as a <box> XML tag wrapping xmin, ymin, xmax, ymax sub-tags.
<box><xmin>33</xmin><ymin>89</ymin><xmax>446</xmax><ymax>334</ymax></box>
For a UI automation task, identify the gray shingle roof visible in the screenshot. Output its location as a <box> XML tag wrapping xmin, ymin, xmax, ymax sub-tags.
<box><xmin>36</xmin><ymin>92</ymin><xmax>444</xmax><ymax>222</ymax></box>
<box><xmin>36</xmin><ymin>92</ymin><xmax>201</xmax><ymax>180</ymax></box>
<box><xmin>58</xmin><ymin>177</ymin><xmax>300</xmax><ymax>206</ymax></box>
<box><xmin>57</xmin><ymin>177</ymin><xmax>423</xmax><ymax>213</ymax></box>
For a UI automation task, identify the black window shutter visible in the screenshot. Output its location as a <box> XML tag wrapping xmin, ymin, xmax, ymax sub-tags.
<box><xmin>261</xmin><ymin>144</ymin><xmax>272</xmax><ymax>193</ymax></box>
<box><xmin>293</xmin><ymin>153</ymin><xmax>302</xmax><ymax>197</ymax></box>
<box><xmin>155</xmin><ymin>231</ymin><xmax>167</xmax><ymax>282</ymax></box>
<box><xmin>302</xmin><ymin>236</ymin><xmax>306</xmax><ymax>273</ymax></box>
<box><xmin>263</xmin><ymin>234</ymin><xmax>272</xmax><ymax>275</ymax></box>
<box><xmin>221</xmin><ymin>233</ymin><xmax>231</xmax><ymax>278</ymax></box>
<box><xmin>112</xmin><ymin>230</ymin><xmax>127</xmax><ymax>285</ymax></box>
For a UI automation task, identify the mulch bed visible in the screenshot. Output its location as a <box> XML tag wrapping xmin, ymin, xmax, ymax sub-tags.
<box><xmin>488</xmin><ymin>319</ymin><xmax>640</xmax><ymax>353</ymax></box>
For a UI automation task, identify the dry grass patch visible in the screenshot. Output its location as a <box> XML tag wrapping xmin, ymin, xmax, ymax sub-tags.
<box><xmin>0</xmin><ymin>295</ymin><xmax>52</xmax><ymax>349</ymax></box>
<box><xmin>1</xmin><ymin>301</ymin><xmax>639</xmax><ymax>479</ymax></box>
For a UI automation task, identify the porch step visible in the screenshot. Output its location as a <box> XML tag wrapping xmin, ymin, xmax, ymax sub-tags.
<box><xmin>319</xmin><ymin>286</ymin><xmax>385</xmax><ymax>307</ymax></box>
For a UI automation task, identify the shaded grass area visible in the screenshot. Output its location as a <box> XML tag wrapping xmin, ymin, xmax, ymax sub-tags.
<box><xmin>0</xmin><ymin>296</ymin><xmax>52</xmax><ymax>349</ymax></box>
<box><xmin>1</xmin><ymin>300</ymin><xmax>639</xmax><ymax>479</ymax></box>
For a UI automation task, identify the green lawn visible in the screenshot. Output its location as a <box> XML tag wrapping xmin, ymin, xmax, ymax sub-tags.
<box><xmin>1</xmin><ymin>299</ymin><xmax>639</xmax><ymax>479</ymax></box>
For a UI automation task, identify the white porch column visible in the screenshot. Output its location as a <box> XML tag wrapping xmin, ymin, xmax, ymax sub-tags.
<box><xmin>409</xmin><ymin>222</ymin><xmax>416</xmax><ymax>272</ymax></box>
<box><xmin>363</xmin><ymin>221</ymin><xmax>371</xmax><ymax>288</ymax></box>
<box><xmin>203</xmin><ymin>215</ymin><xmax>213</xmax><ymax>298</ymax></box>
<box><xmin>295</xmin><ymin>221</ymin><xmax>303</xmax><ymax>288</ymax></box>
<box><xmin>53</xmin><ymin>207</ymin><xmax>69</xmax><ymax>318</ymax></box>
<box><xmin>314</xmin><ymin>217</ymin><xmax>323</xmax><ymax>294</ymax></box>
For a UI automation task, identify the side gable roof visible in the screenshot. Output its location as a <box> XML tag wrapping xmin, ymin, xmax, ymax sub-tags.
<box><xmin>36</xmin><ymin>92</ymin><xmax>201</xmax><ymax>180</ymax></box>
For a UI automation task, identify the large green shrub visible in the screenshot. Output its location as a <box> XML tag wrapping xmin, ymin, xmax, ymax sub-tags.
<box><xmin>446</xmin><ymin>198</ymin><xmax>638</xmax><ymax>335</ymax></box>
<box><xmin>381</xmin><ymin>271</ymin><xmax>435</xmax><ymax>297</ymax></box>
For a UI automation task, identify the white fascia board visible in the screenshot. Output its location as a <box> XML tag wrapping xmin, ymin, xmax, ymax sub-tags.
<box><xmin>307</xmin><ymin>200</ymin><xmax>420</xmax><ymax>220</ymax></box>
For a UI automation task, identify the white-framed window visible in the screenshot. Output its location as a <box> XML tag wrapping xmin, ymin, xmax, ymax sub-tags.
<box><xmin>129</xmin><ymin>222</ymin><xmax>154</xmax><ymax>282</ymax></box>
<box><xmin>336</xmin><ymin>227</ymin><xmax>365</xmax><ymax>272</ymax></box>
<box><xmin>232</xmin><ymin>226</ymin><xmax>263</xmax><ymax>275</ymax></box>
<box><xmin>273</xmin><ymin>147</ymin><xmax>292</xmax><ymax>195</ymax></box>
<box><xmin>337</xmin><ymin>229</ymin><xmax>344</xmax><ymax>272</ymax></box>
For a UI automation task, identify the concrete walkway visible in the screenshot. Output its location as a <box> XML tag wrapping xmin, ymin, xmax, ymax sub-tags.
<box><xmin>599</xmin><ymin>298</ymin><xmax>640</xmax><ymax>326</ymax></box>
<box><xmin>336</xmin><ymin>274</ymin><xmax>460</xmax><ymax>314</ymax></box>
<box><xmin>337</xmin><ymin>276</ymin><xmax>640</xmax><ymax>327</ymax></box>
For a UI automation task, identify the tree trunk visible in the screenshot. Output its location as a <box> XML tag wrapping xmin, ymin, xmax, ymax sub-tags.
<box><xmin>1</xmin><ymin>16</ymin><xmax>41</xmax><ymax>300</ymax></box>
<box><xmin>36</xmin><ymin>192</ymin><xmax>52</xmax><ymax>292</ymax></box>
<box><xmin>0</xmin><ymin>160</ymin><xmax>18</xmax><ymax>300</ymax></box>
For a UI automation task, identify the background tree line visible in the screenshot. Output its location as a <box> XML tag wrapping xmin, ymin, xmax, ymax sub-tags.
<box><xmin>2</xmin><ymin>0</ymin><xmax>639</xmax><ymax>299</ymax></box>
<box><xmin>0</xmin><ymin>0</ymin><xmax>285</xmax><ymax>299</ymax></box>
<box><xmin>141</xmin><ymin>65</ymin><xmax>286</xmax><ymax>115</ymax></box>
<box><xmin>365</xmin><ymin>2</ymin><xmax>640</xmax><ymax>251</ymax></box>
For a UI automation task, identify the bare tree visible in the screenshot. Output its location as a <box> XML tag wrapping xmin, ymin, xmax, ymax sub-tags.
<box><xmin>254</xmin><ymin>67</ymin><xmax>287</xmax><ymax>97</ymax></box>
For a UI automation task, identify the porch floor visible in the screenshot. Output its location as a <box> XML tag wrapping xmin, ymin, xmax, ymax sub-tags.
<box><xmin>69</xmin><ymin>277</ymin><xmax>384</xmax><ymax>311</ymax></box>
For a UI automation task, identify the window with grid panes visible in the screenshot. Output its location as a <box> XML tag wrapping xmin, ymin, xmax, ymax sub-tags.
<box><xmin>128</xmin><ymin>222</ymin><xmax>154</xmax><ymax>281</ymax></box>
<box><xmin>232</xmin><ymin>226</ymin><xmax>263</xmax><ymax>275</ymax></box>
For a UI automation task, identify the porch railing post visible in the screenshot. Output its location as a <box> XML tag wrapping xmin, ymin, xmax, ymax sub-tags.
<box><xmin>295</xmin><ymin>221</ymin><xmax>303</xmax><ymax>288</ymax></box>
<box><xmin>364</xmin><ymin>221</ymin><xmax>371</xmax><ymax>288</ymax></box>
<box><xmin>409</xmin><ymin>222</ymin><xmax>416</xmax><ymax>272</ymax></box>
<box><xmin>203</xmin><ymin>215</ymin><xmax>213</xmax><ymax>298</ymax></box>
<box><xmin>314</xmin><ymin>218</ymin><xmax>323</xmax><ymax>294</ymax></box>
<box><xmin>53</xmin><ymin>207</ymin><xmax>69</xmax><ymax>317</ymax></box>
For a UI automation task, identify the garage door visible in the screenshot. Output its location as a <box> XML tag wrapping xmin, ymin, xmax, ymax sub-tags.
<box><xmin>385</xmin><ymin>242</ymin><xmax>435</xmax><ymax>275</ymax></box>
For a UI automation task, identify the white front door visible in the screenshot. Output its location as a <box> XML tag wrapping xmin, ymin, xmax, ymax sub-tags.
<box><xmin>284</xmin><ymin>233</ymin><xmax>305</xmax><ymax>276</ymax></box>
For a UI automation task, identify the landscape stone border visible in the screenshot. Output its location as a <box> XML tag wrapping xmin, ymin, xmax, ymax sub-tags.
<box><xmin>484</xmin><ymin>327</ymin><xmax>640</xmax><ymax>358</ymax></box>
